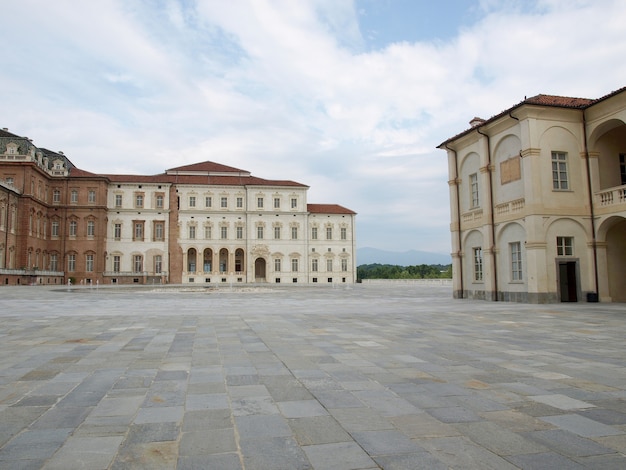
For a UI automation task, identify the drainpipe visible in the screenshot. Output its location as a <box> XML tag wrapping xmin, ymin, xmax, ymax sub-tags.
<box><xmin>445</xmin><ymin>144</ymin><xmax>464</xmax><ymax>298</ymax></box>
<box><xmin>582</xmin><ymin>110</ymin><xmax>599</xmax><ymax>301</ymax></box>
<box><xmin>476</xmin><ymin>128</ymin><xmax>498</xmax><ymax>301</ymax></box>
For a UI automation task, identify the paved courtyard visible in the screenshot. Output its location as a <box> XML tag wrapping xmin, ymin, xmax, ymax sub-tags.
<box><xmin>0</xmin><ymin>282</ymin><xmax>625</xmax><ymax>469</ymax></box>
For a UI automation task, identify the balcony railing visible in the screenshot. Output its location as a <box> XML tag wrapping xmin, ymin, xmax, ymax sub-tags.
<box><xmin>0</xmin><ymin>268</ymin><xmax>64</xmax><ymax>276</ymax></box>
<box><xmin>495</xmin><ymin>198</ymin><xmax>525</xmax><ymax>216</ymax></box>
<box><xmin>596</xmin><ymin>185</ymin><xmax>626</xmax><ymax>207</ymax></box>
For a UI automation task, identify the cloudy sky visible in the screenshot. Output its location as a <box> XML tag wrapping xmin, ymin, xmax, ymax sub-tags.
<box><xmin>2</xmin><ymin>0</ymin><xmax>625</xmax><ymax>254</ymax></box>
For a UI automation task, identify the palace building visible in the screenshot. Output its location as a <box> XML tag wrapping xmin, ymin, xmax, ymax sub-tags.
<box><xmin>439</xmin><ymin>87</ymin><xmax>626</xmax><ymax>303</ymax></box>
<box><xmin>0</xmin><ymin>128</ymin><xmax>356</xmax><ymax>286</ymax></box>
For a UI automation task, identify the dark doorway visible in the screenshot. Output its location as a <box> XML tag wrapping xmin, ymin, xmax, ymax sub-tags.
<box><xmin>558</xmin><ymin>261</ymin><xmax>578</xmax><ymax>302</ymax></box>
<box><xmin>255</xmin><ymin>258</ymin><xmax>266</xmax><ymax>282</ymax></box>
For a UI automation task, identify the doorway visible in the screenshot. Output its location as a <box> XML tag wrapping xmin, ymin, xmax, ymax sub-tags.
<box><xmin>558</xmin><ymin>261</ymin><xmax>578</xmax><ymax>302</ymax></box>
<box><xmin>255</xmin><ymin>258</ymin><xmax>266</xmax><ymax>282</ymax></box>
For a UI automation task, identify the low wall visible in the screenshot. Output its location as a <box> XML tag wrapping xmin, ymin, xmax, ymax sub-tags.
<box><xmin>360</xmin><ymin>278</ymin><xmax>452</xmax><ymax>286</ymax></box>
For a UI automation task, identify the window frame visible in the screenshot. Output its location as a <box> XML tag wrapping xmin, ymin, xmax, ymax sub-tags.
<box><xmin>551</xmin><ymin>151</ymin><xmax>569</xmax><ymax>190</ymax></box>
<box><xmin>510</xmin><ymin>241</ymin><xmax>523</xmax><ymax>281</ymax></box>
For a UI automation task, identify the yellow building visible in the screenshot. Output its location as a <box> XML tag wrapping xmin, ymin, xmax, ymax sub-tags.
<box><xmin>439</xmin><ymin>87</ymin><xmax>626</xmax><ymax>302</ymax></box>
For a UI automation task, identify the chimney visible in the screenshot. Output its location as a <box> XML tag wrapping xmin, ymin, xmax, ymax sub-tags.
<box><xmin>470</xmin><ymin>117</ymin><xmax>485</xmax><ymax>127</ymax></box>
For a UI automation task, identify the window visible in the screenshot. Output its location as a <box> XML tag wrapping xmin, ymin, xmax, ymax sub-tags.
<box><xmin>312</xmin><ymin>259</ymin><xmax>318</xmax><ymax>272</ymax></box>
<box><xmin>88</xmin><ymin>190</ymin><xmax>96</xmax><ymax>204</ymax></box>
<box><xmin>291</xmin><ymin>258</ymin><xmax>298</xmax><ymax>272</ymax></box>
<box><xmin>274</xmin><ymin>258</ymin><xmax>281</xmax><ymax>272</ymax></box>
<box><xmin>189</xmin><ymin>225</ymin><xmax>196</xmax><ymax>239</ymax></box>
<box><xmin>510</xmin><ymin>242</ymin><xmax>522</xmax><ymax>281</ymax></box>
<box><xmin>154</xmin><ymin>222</ymin><xmax>164</xmax><ymax>241</ymax></box>
<box><xmin>205</xmin><ymin>225</ymin><xmax>212</xmax><ymax>239</ymax></box>
<box><xmin>257</xmin><ymin>197</ymin><xmax>264</xmax><ymax>208</ymax></box>
<box><xmin>236</xmin><ymin>226</ymin><xmax>243</xmax><ymax>239</ymax></box>
<box><xmin>220</xmin><ymin>226</ymin><xmax>228</xmax><ymax>239</ymax></box>
<box><xmin>50</xmin><ymin>254</ymin><xmax>58</xmax><ymax>271</ymax></box>
<box><xmin>551</xmin><ymin>152</ymin><xmax>569</xmax><ymax>190</ymax></box>
<box><xmin>134</xmin><ymin>222</ymin><xmax>144</xmax><ymax>241</ymax></box>
<box><xmin>274</xmin><ymin>197</ymin><xmax>280</xmax><ymax>209</ymax></box>
<box><xmin>620</xmin><ymin>154</ymin><xmax>626</xmax><ymax>185</ymax></box>
<box><xmin>154</xmin><ymin>255</ymin><xmax>162</xmax><ymax>274</ymax></box>
<box><xmin>274</xmin><ymin>226</ymin><xmax>281</xmax><ymax>239</ymax></box>
<box><xmin>236</xmin><ymin>197</ymin><xmax>243</xmax><ymax>208</ymax></box>
<box><xmin>68</xmin><ymin>254</ymin><xmax>76</xmax><ymax>272</ymax></box>
<box><xmin>156</xmin><ymin>194</ymin><xmax>164</xmax><ymax>209</ymax></box>
<box><xmin>470</xmin><ymin>173</ymin><xmax>479</xmax><ymax>208</ymax></box>
<box><xmin>115</xmin><ymin>194</ymin><xmax>122</xmax><ymax>208</ymax></box>
<box><xmin>326</xmin><ymin>227</ymin><xmax>332</xmax><ymax>240</ymax></box>
<box><xmin>557</xmin><ymin>236</ymin><xmax>574</xmax><ymax>256</ymax></box>
<box><xmin>473</xmin><ymin>247</ymin><xmax>483</xmax><ymax>281</ymax></box>
<box><xmin>52</xmin><ymin>221</ymin><xmax>59</xmax><ymax>237</ymax></box>
<box><xmin>291</xmin><ymin>226</ymin><xmax>298</xmax><ymax>240</ymax></box>
<box><xmin>113</xmin><ymin>255</ymin><xmax>120</xmax><ymax>272</ymax></box>
<box><xmin>311</xmin><ymin>227</ymin><xmax>318</xmax><ymax>240</ymax></box>
<box><xmin>114</xmin><ymin>223</ymin><xmax>122</xmax><ymax>240</ymax></box>
<box><xmin>189</xmin><ymin>196</ymin><xmax>196</xmax><ymax>208</ymax></box>
<box><xmin>135</xmin><ymin>193</ymin><xmax>144</xmax><ymax>208</ymax></box>
<box><xmin>341</xmin><ymin>259</ymin><xmax>348</xmax><ymax>272</ymax></box>
<box><xmin>70</xmin><ymin>190</ymin><xmax>78</xmax><ymax>204</ymax></box>
<box><xmin>221</xmin><ymin>197</ymin><xmax>228</xmax><ymax>208</ymax></box>
<box><xmin>53</xmin><ymin>189</ymin><xmax>61</xmax><ymax>204</ymax></box>
<box><xmin>291</xmin><ymin>198</ymin><xmax>297</xmax><ymax>209</ymax></box>
<box><xmin>69</xmin><ymin>220</ymin><xmax>77</xmax><ymax>237</ymax></box>
<box><xmin>87</xmin><ymin>220</ymin><xmax>95</xmax><ymax>237</ymax></box>
<box><xmin>86</xmin><ymin>254</ymin><xmax>94</xmax><ymax>272</ymax></box>
<box><xmin>205</xmin><ymin>196</ymin><xmax>212</xmax><ymax>207</ymax></box>
<box><xmin>134</xmin><ymin>255</ymin><xmax>143</xmax><ymax>273</ymax></box>
<box><xmin>326</xmin><ymin>259</ymin><xmax>333</xmax><ymax>272</ymax></box>
<box><xmin>257</xmin><ymin>225</ymin><xmax>264</xmax><ymax>239</ymax></box>
<box><xmin>340</xmin><ymin>228</ymin><xmax>347</xmax><ymax>240</ymax></box>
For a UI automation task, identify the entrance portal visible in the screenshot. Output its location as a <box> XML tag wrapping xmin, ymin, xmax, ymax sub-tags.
<box><xmin>558</xmin><ymin>261</ymin><xmax>578</xmax><ymax>302</ymax></box>
<box><xmin>254</xmin><ymin>258</ymin><xmax>266</xmax><ymax>282</ymax></box>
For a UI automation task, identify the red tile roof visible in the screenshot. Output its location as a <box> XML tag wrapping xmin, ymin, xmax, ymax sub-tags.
<box><xmin>103</xmin><ymin>173</ymin><xmax>308</xmax><ymax>187</ymax></box>
<box><xmin>308</xmin><ymin>203</ymin><xmax>356</xmax><ymax>215</ymax></box>
<box><xmin>166</xmin><ymin>160</ymin><xmax>249</xmax><ymax>174</ymax></box>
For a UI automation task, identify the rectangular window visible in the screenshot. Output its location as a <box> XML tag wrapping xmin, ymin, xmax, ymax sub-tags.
<box><xmin>510</xmin><ymin>242</ymin><xmax>522</xmax><ymax>281</ymax></box>
<box><xmin>134</xmin><ymin>255</ymin><xmax>143</xmax><ymax>273</ymax></box>
<box><xmin>291</xmin><ymin>258</ymin><xmax>298</xmax><ymax>272</ymax></box>
<box><xmin>114</xmin><ymin>223</ymin><xmax>122</xmax><ymax>240</ymax></box>
<box><xmin>115</xmin><ymin>194</ymin><xmax>122</xmax><ymax>208</ymax></box>
<box><xmin>71</xmin><ymin>190</ymin><xmax>78</xmax><ymax>204</ymax></box>
<box><xmin>52</xmin><ymin>221</ymin><xmax>59</xmax><ymax>237</ymax></box>
<box><xmin>154</xmin><ymin>222</ymin><xmax>164</xmax><ymax>241</ymax></box>
<box><xmin>274</xmin><ymin>226</ymin><xmax>281</xmax><ymax>239</ymax></box>
<box><xmin>552</xmin><ymin>152</ymin><xmax>569</xmax><ymax>190</ymax></box>
<box><xmin>134</xmin><ymin>222</ymin><xmax>144</xmax><ymax>241</ymax></box>
<box><xmin>311</xmin><ymin>227</ymin><xmax>318</xmax><ymax>240</ymax></box>
<box><xmin>88</xmin><ymin>190</ymin><xmax>96</xmax><ymax>204</ymax></box>
<box><xmin>205</xmin><ymin>196</ymin><xmax>212</xmax><ymax>207</ymax></box>
<box><xmin>205</xmin><ymin>225</ymin><xmax>212</xmax><ymax>239</ymax></box>
<box><xmin>326</xmin><ymin>227</ymin><xmax>332</xmax><ymax>240</ymax></box>
<box><xmin>87</xmin><ymin>220</ymin><xmax>95</xmax><ymax>237</ymax></box>
<box><xmin>470</xmin><ymin>173</ymin><xmax>479</xmax><ymax>208</ymax></box>
<box><xmin>86</xmin><ymin>254</ymin><xmax>94</xmax><ymax>272</ymax></box>
<box><xmin>189</xmin><ymin>226</ymin><xmax>196</xmax><ymax>239</ymax></box>
<box><xmin>341</xmin><ymin>258</ymin><xmax>348</xmax><ymax>272</ymax></box>
<box><xmin>50</xmin><ymin>254</ymin><xmax>58</xmax><ymax>271</ymax></box>
<box><xmin>291</xmin><ymin>226</ymin><xmax>298</xmax><ymax>240</ymax></box>
<box><xmin>69</xmin><ymin>220</ymin><xmax>77</xmax><ymax>237</ymax></box>
<box><xmin>236</xmin><ymin>226</ymin><xmax>243</xmax><ymax>239</ymax></box>
<box><xmin>291</xmin><ymin>198</ymin><xmax>297</xmax><ymax>209</ymax></box>
<box><xmin>340</xmin><ymin>227</ymin><xmax>347</xmax><ymax>240</ymax></box>
<box><xmin>274</xmin><ymin>197</ymin><xmax>280</xmax><ymax>209</ymax></box>
<box><xmin>473</xmin><ymin>247</ymin><xmax>483</xmax><ymax>281</ymax></box>
<box><xmin>189</xmin><ymin>196</ymin><xmax>196</xmax><ymax>207</ymax></box>
<box><xmin>312</xmin><ymin>258</ymin><xmax>318</xmax><ymax>272</ymax></box>
<box><xmin>113</xmin><ymin>255</ymin><xmax>120</xmax><ymax>272</ymax></box>
<box><xmin>257</xmin><ymin>197</ymin><xmax>264</xmax><ymax>208</ymax></box>
<box><xmin>220</xmin><ymin>226</ymin><xmax>227</xmax><ymax>239</ymax></box>
<box><xmin>257</xmin><ymin>226</ymin><xmax>264</xmax><ymax>239</ymax></box>
<box><xmin>274</xmin><ymin>258</ymin><xmax>281</xmax><ymax>272</ymax></box>
<box><xmin>557</xmin><ymin>236</ymin><xmax>574</xmax><ymax>256</ymax></box>
<box><xmin>326</xmin><ymin>259</ymin><xmax>333</xmax><ymax>272</ymax></box>
<box><xmin>156</xmin><ymin>194</ymin><xmax>164</xmax><ymax>209</ymax></box>
<box><xmin>135</xmin><ymin>193</ymin><xmax>144</xmax><ymax>208</ymax></box>
<box><xmin>620</xmin><ymin>154</ymin><xmax>626</xmax><ymax>186</ymax></box>
<box><xmin>221</xmin><ymin>197</ymin><xmax>228</xmax><ymax>208</ymax></box>
<box><xmin>68</xmin><ymin>254</ymin><xmax>76</xmax><ymax>272</ymax></box>
<box><xmin>154</xmin><ymin>255</ymin><xmax>162</xmax><ymax>274</ymax></box>
<box><xmin>236</xmin><ymin>197</ymin><xmax>243</xmax><ymax>208</ymax></box>
<box><xmin>53</xmin><ymin>189</ymin><xmax>61</xmax><ymax>204</ymax></box>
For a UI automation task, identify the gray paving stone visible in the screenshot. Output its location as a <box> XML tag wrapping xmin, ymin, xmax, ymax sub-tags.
<box><xmin>352</xmin><ymin>429</ymin><xmax>425</xmax><ymax>455</ymax></box>
<box><xmin>179</xmin><ymin>428</ymin><xmax>237</xmax><ymax>455</ymax></box>
<box><xmin>506</xmin><ymin>451</ymin><xmax>585</xmax><ymax>469</ymax></box>
<box><xmin>302</xmin><ymin>441</ymin><xmax>376</xmax><ymax>469</ymax></box>
<box><xmin>288</xmin><ymin>416</ymin><xmax>352</xmax><ymax>445</ymax></box>
<box><xmin>524</xmin><ymin>429</ymin><xmax>616</xmax><ymax>457</ymax></box>
<box><xmin>240</xmin><ymin>436</ymin><xmax>311</xmax><ymax>470</ymax></box>
<box><xmin>235</xmin><ymin>414</ymin><xmax>292</xmax><ymax>439</ymax></box>
<box><xmin>177</xmin><ymin>453</ymin><xmax>242</xmax><ymax>470</ymax></box>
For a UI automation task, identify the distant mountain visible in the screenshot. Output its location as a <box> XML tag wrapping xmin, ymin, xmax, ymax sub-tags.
<box><xmin>357</xmin><ymin>247</ymin><xmax>451</xmax><ymax>266</ymax></box>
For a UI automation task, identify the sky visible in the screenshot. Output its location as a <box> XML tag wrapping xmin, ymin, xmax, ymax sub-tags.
<box><xmin>2</xmin><ymin>0</ymin><xmax>626</xmax><ymax>255</ymax></box>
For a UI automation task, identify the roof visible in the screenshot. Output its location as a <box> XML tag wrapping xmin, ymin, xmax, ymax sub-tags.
<box><xmin>308</xmin><ymin>203</ymin><xmax>356</xmax><ymax>215</ymax></box>
<box><xmin>166</xmin><ymin>160</ymin><xmax>249</xmax><ymax>175</ymax></box>
<box><xmin>104</xmin><ymin>172</ymin><xmax>308</xmax><ymax>188</ymax></box>
<box><xmin>439</xmin><ymin>86</ymin><xmax>626</xmax><ymax>148</ymax></box>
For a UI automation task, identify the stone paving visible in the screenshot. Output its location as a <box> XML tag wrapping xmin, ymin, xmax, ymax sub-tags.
<box><xmin>0</xmin><ymin>283</ymin><xmax>625</xmax><ymax>469</ymax></box>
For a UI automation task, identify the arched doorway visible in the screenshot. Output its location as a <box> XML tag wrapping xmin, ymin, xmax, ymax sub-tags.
<box><xmin>219</xmin><ymin>248</ymin><xmax>229</xmax><ymax>273</ymax></box>
<box><xmin>254</xmin><ymin>258</ymin><xmax>266</xmax><ymax>282</ymax></box>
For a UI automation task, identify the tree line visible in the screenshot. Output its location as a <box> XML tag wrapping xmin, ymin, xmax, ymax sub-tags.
<box><xmin>357</xmin><ymin>263</ymin><xmax>452</xmax><ymax>280</ymax></box>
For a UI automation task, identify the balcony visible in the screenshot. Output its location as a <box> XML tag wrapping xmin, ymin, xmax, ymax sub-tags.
<box><xmin>495</xmin><ymin>198</ymin><xmax>525</xmax><ymax>216</ymax></box>
<box><xmin>595</xmin><ymin>185</ymin><xmax>626</xmax><ymax>208</ymax></box>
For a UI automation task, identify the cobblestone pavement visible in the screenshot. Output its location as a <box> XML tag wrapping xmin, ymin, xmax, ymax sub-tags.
<box><xmin>0</xmin><ymin>283</ymin><xmax>625</xmax><ymax>469</ymax></box>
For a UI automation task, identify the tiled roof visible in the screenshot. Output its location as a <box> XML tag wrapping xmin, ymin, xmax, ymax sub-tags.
<box><xmin>68</xmin><ymin>167</ymin><xmax>102</xmax><ymax>178</ymax></box>
<box><xmin>104</xmin><ymin>173</ymin><xmax>308</xmax><ymax>187</ymax></box>
<box><xmin>308</xmin><ymin>203</ymin><xmax>356</xmax><ymax>215</ymax></box>
<box><xmin>166</xmin><ymin>160</ymin><xmax>248</xmax><ymax>174</ymax></box>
